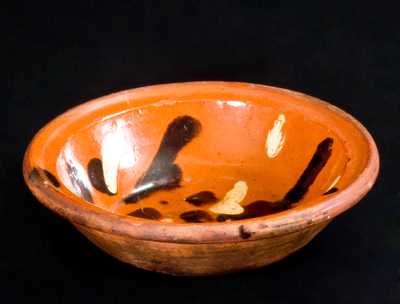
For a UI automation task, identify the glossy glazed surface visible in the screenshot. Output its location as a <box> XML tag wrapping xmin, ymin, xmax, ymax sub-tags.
<box><xmin>23</xmin><ymin>82</ymin><xmax>378</xmax><ymax>275</ymax></box>
<box><xmin>26</xmin><ymin>84</ymin><xmax>369</xmax><ymax>223</ymax></box>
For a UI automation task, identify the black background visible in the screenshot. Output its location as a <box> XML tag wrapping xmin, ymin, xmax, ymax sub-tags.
<box><xmin>2</xmin><ymin>1</ymin><xmax>399</xmax><ymax>303</ymax></box>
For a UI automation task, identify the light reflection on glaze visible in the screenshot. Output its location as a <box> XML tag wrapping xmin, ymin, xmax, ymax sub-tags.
<box><xmin>101</xmin><ymin>122</ymin><xmax>119</xmax><ymax>194</ymax></box>
<box><xmin>266</xmin><ymin>114</ymin><xmax>286</xmax><ymax>158</ymax></box>
<box><xmin>225</xmin><ymin>100</ymin><xmax>247</xmax><ymax>107</ymax></box>
<box><xmin>99</xmin><ymin>119</ymin><xmax>137</xmax><ymax>194</ymax></box>
<box><xmin>216</xmin><ymin>100</ymin><xmax>247</xmax><ymax>108</ymax></box>
<box><xmin>326</xmin><ymin>175</ymin><xmax>341</xmax><ymax>192</ymax></box>
<box><xmin>99</xmin><ymin>108</ymin><xmax>133</xmax><ymax>122</ymax></box>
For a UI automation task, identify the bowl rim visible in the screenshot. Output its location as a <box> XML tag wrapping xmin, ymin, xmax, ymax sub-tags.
<box><xmin>23</xmin><ymin>81</ymin><xmax>380</xmax><ymax>244</ymax></box>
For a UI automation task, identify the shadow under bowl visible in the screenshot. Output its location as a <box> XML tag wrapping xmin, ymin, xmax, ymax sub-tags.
<box><xmin>23</xmin><ymin>81</ymin><xmax>379</xmax><ymax>275</ymax></box>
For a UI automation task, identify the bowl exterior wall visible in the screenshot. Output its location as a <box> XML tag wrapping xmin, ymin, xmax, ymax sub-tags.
<box><xmin>74</xmin><ymin>221</ymin><xmax>329</xmax><ymax>276</ymax></box>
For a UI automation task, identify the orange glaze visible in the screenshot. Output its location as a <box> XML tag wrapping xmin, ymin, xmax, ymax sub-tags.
<box><xmin>27</xmin><ymin>84</ymin><xmax>368</xmax><ymax>223</ymax></box>
<box><xmin>23</xmin><ymin>82</ymin><xmax>379</xmax><ymax>275</ymax></box>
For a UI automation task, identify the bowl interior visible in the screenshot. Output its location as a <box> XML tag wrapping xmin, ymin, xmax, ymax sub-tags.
<box><xmin>26</xmin><ymin>83</ymin><xmax>371</xmax><ymax>224</ymax></box>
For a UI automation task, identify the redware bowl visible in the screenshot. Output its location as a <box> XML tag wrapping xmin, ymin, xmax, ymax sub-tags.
<box><xmin>23</xmin><ymin>82</ymin><xmax>379</xmax><ymax>275</ymax></box>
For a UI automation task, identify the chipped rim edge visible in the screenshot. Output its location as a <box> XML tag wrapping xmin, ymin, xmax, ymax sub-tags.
<box><xmin>23</xmin><ymin>81</ymin><xmax>380</xmax><ymax>244</ymax></box>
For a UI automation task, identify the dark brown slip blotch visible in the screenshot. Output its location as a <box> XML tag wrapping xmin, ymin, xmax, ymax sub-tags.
<box><xmin>129</xmin><ymin>208</ymin><xmax>162</xmax><ymax>220</ymax></box>
<box><xmin>123</xmin><ymin>116</ymin><xmax>201</xmax><ymax>203</ymax></box>
<box><xmin>324</xmin><ymin>187</ymin><xmax>338</xmax><ymax>195</ymax></box>
<box><xmin>283</xmin><ymin>137</ymin><xmax>333</xmax><ymax>204</ymax></box>
<box><xmin>185</xmin><ymin>191</ymin><xmax>217</xmax><ymax>206</ymax></box>
<box><xmin>87</xmin><ymin>158</ymin><xmax>115</xmax><ymax>195</ymax></box>
<box><xmin>239</xmin><ymin>225</ymin><xmax>252</xmax><ymax>239</ymax></box>
<box><xmin>42</xmin><ymin>169</ymin><xmax>60</xmax><ymax>188</ymax></box>
<box><xmin>29</xmin><ymin>167</ymin><xmax>60</xmax><ymax>188</ymax></box>
<box><xmin>180</xmin><ymin>210</ymin><xmax>213</xmax><ymax>223</ymax></box>
<box><xmin>29</xmin><ymin>168</ymin><xmax>41</xmax><ymax>183</ymax></box>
